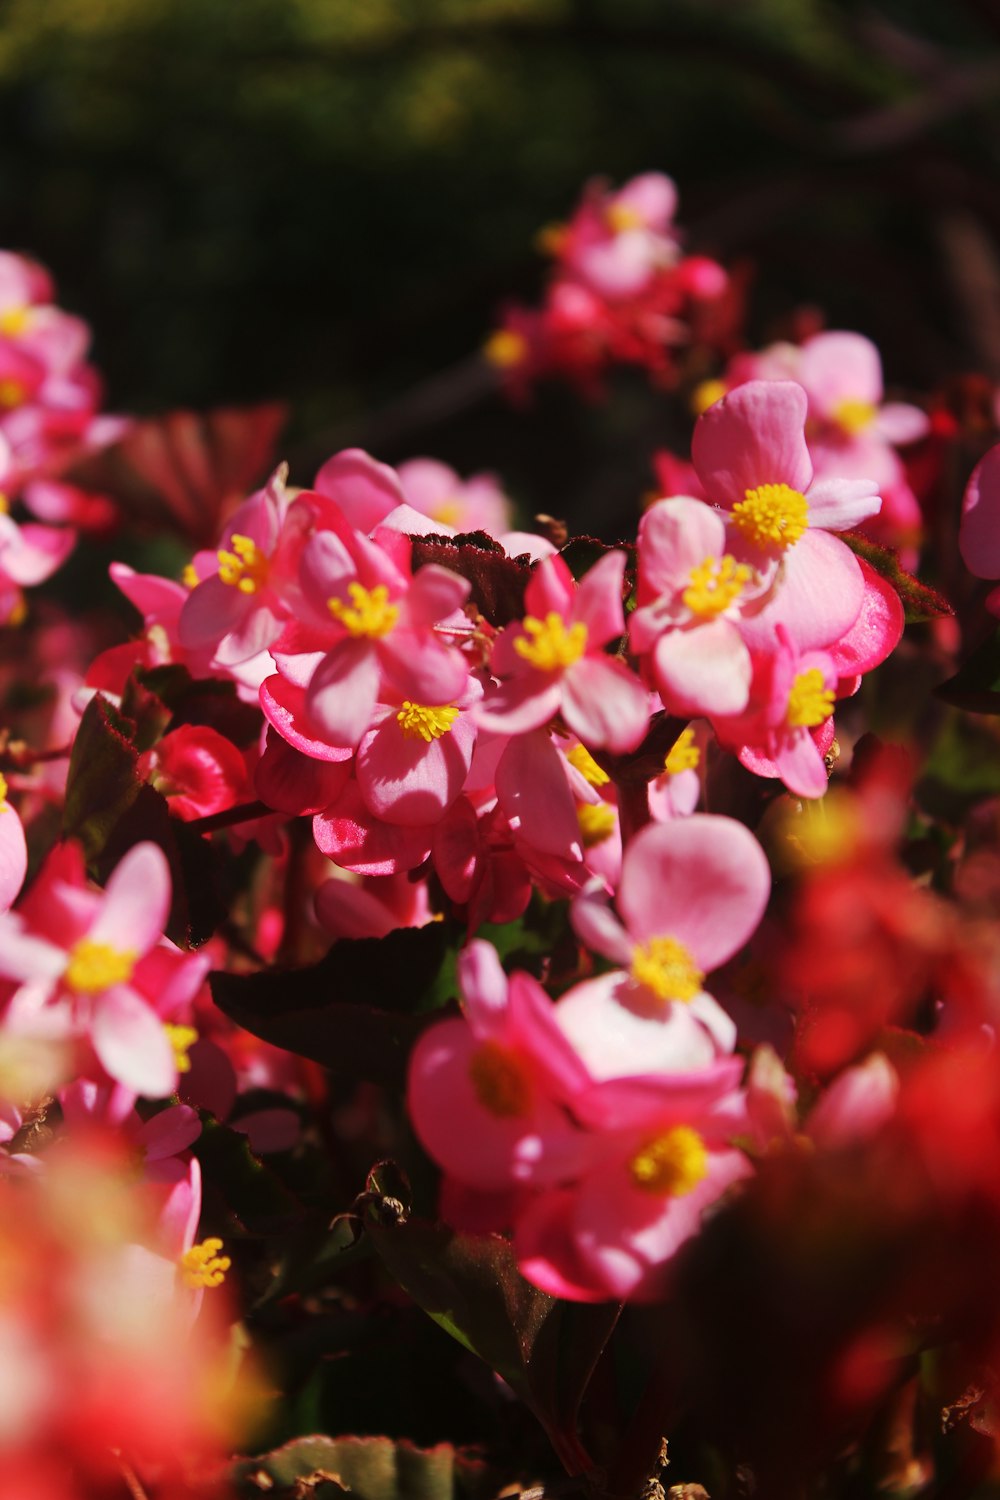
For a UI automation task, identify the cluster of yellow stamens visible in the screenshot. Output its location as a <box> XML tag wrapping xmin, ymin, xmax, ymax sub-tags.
<box><xmin>630</xmin><ymin>1125</ymin><xmax>708</xmax><ymax>1196</ymax></box>
<box><xmin>217</xmin><ymin>534</ymin><xmax>269</xmax><ymax>595</ymax></box>
<box><xmin>577</xmin><ymin>803</ymin><xmax>617</xmax><ymax>847</ymax></box>
<box><xmin>630</xmin><ymin>935</ymin><xmax>704</xmax><ymax>1003</ymax></box>
<box><xmin>786</xmin><ymin>669</ymin><xmax>835</xmax><ymax>729</ymax></box>
<box><xmin>179</xmin><ymin>1237</ymin><xmax>231</xmax><ymax>1290</ymax></box>
<box><xmin>514</xmin><ymin>613</ymin><xmax>588</xmax><ymax>673</ymax></box>
<box><xmin>483</xmin><ymin>329</ymin><xmax>528</xmax><ymax>369</ymax></box>
<box><xmin>0</xmin><ymin>772</ymin><xmax>7</xmax><ymax>809</ymax></box>
<box><xmin>663</xmin><ymin>727</ymin><xmax>700</xmax><ymax>777</ymax></box>
<box><xmin>833</xmin><ymin>397</ymin><xmax>876</xmax><ymax>436</ymax></box>
<box><xmin>0</xmin><ymin>379</ymin><xmax>25</xmax><ymax>409</ymax></box>
<box><xmin>682</xmin><ymin>554</ymin><xmax>752</xmax><ymax>618</ymax></box>
<box><xmin>468</xmin><ymin>1041</ymin><xmax>531</xmax><ymax>1118</ymax></box>
<box><xmin>0</xmin><ymin>494</ymin><xmax>9</xmax><ymax>514</ymax></box>
<box><xmin>396</xmin><ymin>701</ymin><xmax>459</xmax><ymax>742</ymax></box>
<box><xmin>327</xmin><ymin>582</ymin><xmax>399</xmax><ymax>639</ymax></box>
<box><xmin>604</xmin><ymin>202</ymin><xmax>644</xmax><ymax>233</ymax></box>
<box><xmin>0</xmin><ymin>306</ymin><xmax>30</xmax><ymax>337</ymax></box>
<box><xmin>64</xmin><ymin>940</ymin><xmax>137</xmax><ymax>995</ymax></box>
<box><xmin>164</xmin><ymin>1022</ymin><xmax>199</xmax><ymax>1074</ymax></box>
<box><xmin>731</xmin><ymin>483</ymin><xmax>809</xmax><ymax>553</ymax></box>
<box><xmin>566</xmin><ymin>743</ymin><xmax>610</xmax><ymax>787</ymax></box>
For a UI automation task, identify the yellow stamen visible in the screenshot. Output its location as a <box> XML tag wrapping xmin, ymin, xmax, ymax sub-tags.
<box><xmin>396</xmin><ymin>701</ymin><xmax>459</xmax><ymax>742</ymax></box>
<box><xmin>731</xmin><ymin>483</ymin><xmax>809</xmax><ymax>554</ymax></box>
<box><xmin>0</xmin><ymin>306</ymin><xmax>30</xmax><ymax>337</ymax></box>
<box><xmin>605</xmin><ymin>202</ymin><xmax>644</xmax><ymax>233</ymax></box>
<box><xmin>567</xmin><ymin>743</ymin><xmax>610</xmax><ymax>787</ymax></box>
<box><xmin>0</xmin><ymin>380</ymin><xmax>25</xmax><ymax>409</ymax></box>
<box><xmin>630</xmin><ymin>935</ymin><xmax>704</xmax><ymax>1003</ymax></box>
<box><xmin>630</xmin><ymin>1125</ymin><xmax>708</xmax><ymax>1196</ymax></box>
<box><xmin>514</xmin><ymin>613</ymin><xmax>588</xmax><ymax>672</ymax></box>
<box><xmin>786</xmin><ymin>669</ymin><xmax>834</xmax><ymax>729</ymax></box>
<box><xmin>484</xmin><ymin>329</ymin><xmax>528</xmax><ymax>369</ymax></box>
<box><xmin>833</xmin><ymin>397</ymin><xmax>876</xmax><ymax>436</ymax></box>
<box><xmin>5</xmin><ymin>591</ymin><xmax>26</xmax><ymax>627</ymax></box>
<box><xmin>0</xmin><ymin>772</ymin><xmax>7</xmax><ymax>808</ymax></box>
<box><xmin>327</xmin><ymin>581</ymin><xmax>399</xmax><ymax>639</ymax></box>
<box><xmin>0</xmin><ymin>494</ymin><xmax>9</xmax><ymax>514</ymax></box>
<box><xmin>691</xmin><ymin>378</ymin><xmax>727</xmax><ymax>416</ymax></box>
<box><xmin>663</xmin><ymin>727</ymin><xmax>700</xmax><ymax>776</ymax></box>
<box><xmin>535</xmin><ymin>221</ymin><xmax>567</xmax><ymax>257</ymax></box>
<box><xmin>468</xmin><ymin>1041</ymin><xmax>532</xmax><ymax>1118</ymax></box>
<box><xmin>164</xmin><ymin>1023</ymin><xmax>198</xmax><ymax>1074</ymax></box>
<box><xmin>682</xmin><ymin>554</ymin><xmax>752</xmax><ymax>618</ymax></box>
<box><xmin>64</xmin><ymin>939</ymin><xmax>136</xmax><ymax>995</ymax></box>
<box><xmin>179</xmin><ymin>1236</ymin><xmax>231</xmax><ymax>1290</ymax></box>
<box><xmin>181</xmin><ymin>563</ymin><xmax>199</xmax><ymax>589</ymax></box>
<box><xmin>216</xmin><ymin>534</ymin><xmax>269</xmax><ymax>595</ymax></box>
<box><xmin>431</xmin><ymin>499</ymin><xmax>462</xmax><ymax>526</ymax></box>
<box><xmin>577</xmin><ymin>802</ymin><xmax>617</xmax><ymax>847</ymax></box>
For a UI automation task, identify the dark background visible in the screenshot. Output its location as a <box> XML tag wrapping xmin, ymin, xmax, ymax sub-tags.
<box><xmin>5</xmin><ymin>0</ymin><xmax>1000</xmax><ymax>535</ymax></box>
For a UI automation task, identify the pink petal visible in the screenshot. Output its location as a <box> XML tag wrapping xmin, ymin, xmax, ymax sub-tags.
<box><xmin>774</xmin><ymin>726</ymin><xmax>830</xmax><ymax>799</ymax></box>
<box><xmin>255</xmin><ymin>732</ymin><xmax>352</xmax><ymax>815</ymax></box>
<box><xmin>737</xmin><ymin>529</ymin><xmax>864</xmax><ymax>653</ymax></box>
<box><xmin>561</xmin><ymin>655</ymin><xmax>648</xmax><ymax>753</ymax></box>
<box><xmin>636</xmin><ymin>497</ymin><xmax>726</xmax><ymax>604</ymax></box>
<box><xmin>798</xmin><ymin>331</ymin><xmax>882</xmax><ymax>411</ymax></box>
<box><xmin>618</xmin><ymin>815</ymin><xmax>771</xmax><ymax>969</ymax></box>
<box><xmin>875</xmin><ymin>402</ymin><xmax>929</xmax><ymax>446</ymax></box>
<box><xmin>377</xmin><ymin>631</ymin><xmax>469</xmax><ymax>707</ymax></box>
<box><xmin>805</xmin><ymin>475</ymin><xmax>881</xmax><ymax>532</ymax></box>
<box><xmin>260</xmin><ymin>674</ymin><xmax>354</xmax><ymax>761</ymax></box>
<box><xmin>457</xmin><ymin>938</ymin><xmax>509</xmax><ymax>1036</ymax></box>
<box><xmin>313</xmin><ymin>780</ymin><xmax>432</xmax><ymax>875</ymax></box>
<box><xmin>313</xmin><ymin>447</ymin><xmax>405</xmax><ymax>532</ymax></box>
<box><xmin>135</xmin><ymin>1103</ymin><xmax>202</xmax><ymax>1160</ymax></box>
<box><xmin>178</xmin><ymin>573</ymin><xmax>247</xmax><ymax>651</ymax></box>
<box><xmin>651</xmin><ymin>618</ymin><xmax>752</xmax><ymax>717</ymax></box>
<box><xmin>473</xmin><ymin>674</ymin><xmax>562</xmax><ymax>737</ymax></box>
<box><xmin>691</xmin><ymin>380</ymin><xmax>812</xmax><ymax>510</ymax></box>
<box><xmin>89</xmin><ymin>842</ymin><xmax>170</xmax><ymax>955</ymax></box>
<box><xmin>523</xmin><ymin>553</ymin><xmax>575</xmax><ymax>620</ymax></box>
<box><xmin>555</xmin><ymin>971</ymin><xmax>721</xmax><ymax>1082</ymax></box>
<box><xmin>495</xmin><ymin>729</ymin><xmax>582</xmax><ymax>859</ymax></box>
<box><xmin>571</xmin><ymin>892</ymin><xmax>634</xmax><ymax>968</ymax></box>
<box><xmin>401</xmin><ymin>564</ymin><xmax>471</xmax><ymax>628</ymax></box>
<box><xmin>827</xmin><ymin>558</ymin><xmax>903</xmax><ymax>676</ymax></box>
<box><xmin>573</xmin><ymin>550</ymin><xmax>626</xmax><ymax>646</ymax></box>
<box><xmin>356</xmin><ymin>706</ymin><xmax>474</xmax><ymax>826</ymax></box>
<box><xmin>305</xmin><ymin>639</ymin><xmax>381</xmax><ymax>747</ymax></box>
<box><xmin>91</xmin><ymin>987</ymin><xmax>177</xmax><ymax>1098</ymax></box>
<box><xmin>0</xmin><ymin>804</ymin><xmax>27</xmax><ymax>912</ymax></box>
<box><xmin>960</xmin><ymin>443</ymin><xmax>1000</xmax><ymax>579</ymax></box>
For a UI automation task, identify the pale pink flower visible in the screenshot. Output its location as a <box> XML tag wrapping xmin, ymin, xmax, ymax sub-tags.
<box><xmin>398</xmin><ymin>457</ymin><xmax>513</xmax><ymax>536</ymax></box>
<box><xmin>475</xmin><ymin>551</ymin><xmax>648</xmax><ymax>752</ymax></box>
<box><xmin>560</xmin><ymin>816</ymin><xmax>771</xmax><ymax>1076</ymax></box>
<box><xmin>960</xmin><ymin>441</ymin><xmax>1000</xmax><ymax>610</ymax></box>
<box><xmin>559</xmin><ymin>173</ymin><xmax>680</xmax><ymax>299</ymax></box>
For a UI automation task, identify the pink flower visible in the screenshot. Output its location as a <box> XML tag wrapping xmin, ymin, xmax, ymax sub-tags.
<box><xmin>515</xmin><ymin>1058</ymin><xmax>751</xmax><ymax>1301</ymax></box>
<box><xmin>559</xmin><ymin>173</ymin><xmax>680</xmax><ymax>299</ymax></box>
<box><xmin>560</xmin><ymin>816</ymin><xmax>771</xmax><ymax>1076</ymax></box>
<box><xmin>0</xmin><ymin>774</ymin><xmax>26</xmax><ymax>913</ymax></box>
<box><xmin>475</xmin><ymin>551</ymin><xmax>648</xmax><ymax>752</ymax></box>
<box><xmin>398</xmin><ymin>457</ymin><xmax>513</xmax><ymax>536</ymax></box>
<box><xmin>691</xmin><ymin>380</ymin><xmax>878</xmax><ymax>651</ymax></box>
<box><xmin>288</xmin><ymin>522</ymin><xmax>472</xmax><ymax>749</ymax></box>
<box><xmin>0</xmin><ymin>842</ymin><xmax>206</xmax><ymax>1099</ymax></box>
<box><xmin>960</xmin><ymin>441</ymin><xmax>1000</xmax><ymax>608</ymax></box>
<box><xmin>407</xmin><ymin>939</ymin><xmax>592</xmax><ymax>1191</ymax></box>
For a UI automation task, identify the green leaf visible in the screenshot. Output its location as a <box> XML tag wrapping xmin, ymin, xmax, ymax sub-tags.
<box><xmin>210</xmin><ymin>924</ymin><xmax>455</xmax><ymax>1088</ymax></box>
<box><xmin>365</xmin><ymin>1206</ymin><xmax>618</xmax><ymax>1475</ymax></box>
<box><xmin>232</xmin><ymin>1435</ymin><xmax>499</xmax><ymax>1500</ymax></box>
<box><xmin>193</xmin><ymin>1116</ymin><xmax>303</xmax><ymax>1238</ymax></box>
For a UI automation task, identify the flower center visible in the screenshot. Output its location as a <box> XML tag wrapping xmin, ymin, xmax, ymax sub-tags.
<box><xmin>0</xmin><ymin>306</ymin><xmax>30</xmax><ymax>337</ymax></box>
<box><xmin>605</xmin><ymin>202</ymin><xmax>645</xmax><ymax>233</ymax></box>
<box><xmin>217</xmin><ymin>534</ymin><xmax>269</xmax><ymax>595</ymax></box>
<box><xmin>396</xmin><ymin>701</ymin><xmax>459</xmax><ymax>742</ymax></box>
<box><xmin>630</xmin><ymin>1126</ymin><xmax>709</xmax><ymax>1196</ymax></box>
<box><xmin>630</xmin><ymin>935</ymin><xmax>704</xmax><ymax>1003</ymax></box>
<box><xmin>484</xmin><ymin>329</ymin><xmax>528</xmax><ymax>369</ymax></box>
<box><xmin>577</xmin><ymin>803</ymin><xmax>617</xmax><ymax>847</ymax></box>
<box><xmin>786</xmin><ymin>669</ymin><xmax>835</xmax><ymax>729</ymax></box>
<box><xmin>64</xmin><ymin>940</ymin><xmax>136</xmax><ymax>995</ymax></box>
<box><xmin>833</xmin><ymin>397</ymin><xmax>876</xmax><ymax>436</ymax></box>
<box><xmin>468</xmin><ymin>1041</ymin><xmax>532</xmax><ymax>1118</ymax></box>
<box><xmin>0</xmin><ymin>379</ymin><xmax>25</xmax><ymax>409</ymax></box>
<box><xmin>164</xmin><ymin>1022</ymin><xmax>198</xmax><ymax>1074</ymax></box>
<box><xmin>514</xmin><ymin>613</ymin><xmax>588</xmax><ymax>672</ymax></box>
<box><xmin>0</xmin><ymin>772</ymin><xmax>8</xmax><ymax>808</ymax></box>
<box><xmin>179</xmin><ymin>1237</ymin><xmax>231</xmax><ymax>1290</ymax></box>
<box><xmin>731</xmin><ymin>483</ymin><xmax>809</xmax><ymax>554</ymax></box>
<box><xmin>327</xmin><ymin>582</ymin><xmax>399</xmax><ymax>639</ymax></box>
<box><xmin>682</xmin><ymin>554</ymin><xmax>751</xmax><ymax>618</ymax></box>
<box><xmin>567</xmin><ymin>743</ymin><xmax>610</xmax><ymax>787</ymax></box>
<box><xmin>663</xmin><ymin>727</ymin><xmax>700</xmax><ymax>776</ymax></box>
<box><xmin>431</xmin><ymin>499</ymin><xmax>463</xmax><ymax>526</ymax></box>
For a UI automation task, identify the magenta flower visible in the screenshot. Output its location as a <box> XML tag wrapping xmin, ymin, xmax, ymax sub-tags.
<box><xmin>407</xmin><ymin>939</ymin><xmax>592</xmax><ymax>1191</ymax></box>
<box><xmin>690</xmin><ymin>380</ymin><xmax>879</xmax><ymax>650</ymax></box>
<box><xmin>561</xmin><ymin>816</ymin><xmax>771</xmax><ymax>1076</ymax></box>
<box><xmin>475</xmin><ymin>551</ymin><xmax>648</xmax><ymax>753</ymax></box>
<box><xmin>960</xmin><ymin>441</ymin><xmax>1000</xmax><ymax>611</ymax></box>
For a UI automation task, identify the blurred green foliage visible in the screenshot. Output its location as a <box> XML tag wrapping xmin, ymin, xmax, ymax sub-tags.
<box><xmin>2</xmin><ymin>0</ymin><xmax>999</xmax><ymax>528</ymax></box>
